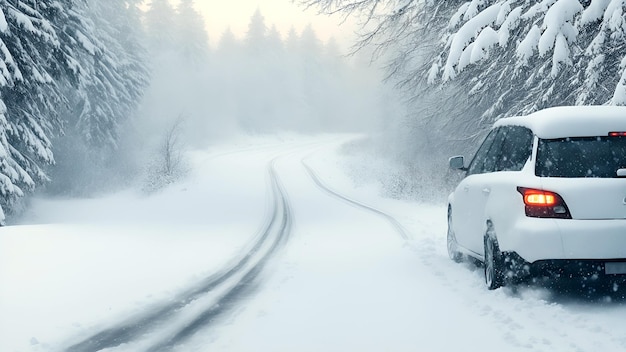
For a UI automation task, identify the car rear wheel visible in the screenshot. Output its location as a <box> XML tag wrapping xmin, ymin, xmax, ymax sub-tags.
<box><xmin>447</xmin><ymin>209</ymin><xmax>463</xmax><ymax>263</ymax></box>
<box><xmin>484</xmin><ymin>235</ymin><xmax>504</xmax><ymax>290</ymax></box>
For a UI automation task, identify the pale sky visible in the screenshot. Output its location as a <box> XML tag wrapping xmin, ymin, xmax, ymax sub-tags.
<box><xmin>174</xmin><ymin>0</ymin><xmax>356</xmax><ymax>49</ymax></box>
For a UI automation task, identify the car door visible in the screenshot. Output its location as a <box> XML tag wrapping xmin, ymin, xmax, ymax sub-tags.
<box><xmin>452</xmin><ymin>128</ymin><xmax>503</xmax><ymax>256</ymax></box>
<box><xmin>482</xmin><ymin>126</ymin><xmax>535</xmax><ymax>250</ymax></box>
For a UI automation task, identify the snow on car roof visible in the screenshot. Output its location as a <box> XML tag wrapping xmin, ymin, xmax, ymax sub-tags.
<box><xmin>493</xmin><ymin>106</ymin><xmax>626</xmax><ymax>139</ymax></box>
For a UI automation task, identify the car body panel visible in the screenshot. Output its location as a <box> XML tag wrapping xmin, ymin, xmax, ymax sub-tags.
<box><xmin>556</xmin><ymin>219</ymin><xmax>626</xmax><ymax>260</ymax></box>
<box><xmin>538</xmin><ymin>178</ymin><xmax>626</xmax><ymax>220</ymax></box>
<box><xmin>502</xmin><ymin>217</ymin><xmax>565</xmax><ymax>262</ymax></box>
<box><xmin>451</xmin><ymin>173</ymin><xmax>491</xmax><ymax>255</ymax></box>
<box><xmin>493</xmin><ymin>106</ymin><xmax>626</xmax><ymax>139</ymax></box>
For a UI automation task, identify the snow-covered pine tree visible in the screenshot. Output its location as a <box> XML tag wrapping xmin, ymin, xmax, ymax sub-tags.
<box><xmin>299</xmin><ymin>24</ymin><xmax>322</xmax><ymax>64</ymax></box>
<box><xmin>217</xmin><ymin>27</ymin><xmax>239</xmax><ymax>57</ymax></box>
<box><xmin>63</xmin><ymin>0</ymin><xmax>148</xmax><ymax>149</ymax></box>
<box><xmin>235</xmin><ymin>8</ymin><xmax>269</xmax><ymax>132</ymax></box>
<box><xmin>307</xmin><ymin>0</ymin><xmax>626</xmax><ymax>121</ymax></box>
<box><xmin>245</xmin><ymin>8</ymin><xmax>268</xmax><ymax>55</ymax></box>
<box><xmin>335</xmin><ymin>0</ymin><xmax>605</xmax><ymax>140</ymax></box>
<box><xmin>145</xmin><ymin>0</ymin><xmax>177</xmax><ymax>53</ymax></box>
<box><xmin>43</xmin><ymin>0</ymin><xmax>149</xmax><ymax>196</ymax></box>
<box><xmin>0</xmin><ymin>0</ymin><xmax>149</xmax><ymax>217</ymax></box>
<box><xmin>175</xmin><ymin>0</ymin><xmax>209</xmax><ymax>67</ymax></box>
<box><xmin>212</xmin><ymin>26</ymin><xmax>240</xmax><ymax>135</ymax></box>
<box><xmin>263</xmin><ymin>25</ymin><xmax>290</xmax><ymax>129</ymax></box>
<box><xmin>318</xmin><ymin>36</ymin><xmax>351</xmax><ymax>130</ymax></box>
<box><xmin>94</xmin><ymin>0</ymin><xmax>149</xmax><ymax>133</ymax></box>
<box><xmin>298</xmin><ymin>24</ymin><xmax>325</xmax><ymax>130</ymax></box>
<box><xmin>266</xmin><ymin>25</ymin><xmax>285</xmax><ymax>60</ymax></box>
<box><xmin>285</xmin><ymin>26</ymin><xmax>300</xmax><ymax>53</ymax></box>
<box><xmin>431</xmin><ymin>0</ymin><xmax>626</xmax><ymax>122</ymax></box>
<box><xmin>0</xmin><ymin>0</ymin><xmax>81</xmax><ymax>223</ymax></box>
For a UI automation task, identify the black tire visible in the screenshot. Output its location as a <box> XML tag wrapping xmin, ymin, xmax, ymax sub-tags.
<box><xmin>484</xmin><ymin>235</ymin><xmax>504</xmax><ymax>290</ymax></box>
<box><xmin>447</xmin><ymin>209</ymin><xmax>463</xmax><ymax>263</ymax></box>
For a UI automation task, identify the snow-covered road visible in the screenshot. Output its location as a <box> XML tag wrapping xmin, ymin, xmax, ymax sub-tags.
<box><xmin>2</xmin><ymin>135</ymin><xmax>626</xmax><ymax>352</ymax></box>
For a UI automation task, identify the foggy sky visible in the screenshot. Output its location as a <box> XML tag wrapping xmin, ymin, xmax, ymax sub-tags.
<box><xmin>179</xmin><ymin>0</ymin><xmax>356</xmax><ymax>48</ymax></box>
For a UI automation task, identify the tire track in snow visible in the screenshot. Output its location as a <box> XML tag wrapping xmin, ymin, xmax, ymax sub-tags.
<box><xmin>65</xmin><ymin>158</ymin><xmax>293</xmax><ymax>352</ymax></box>
<box><xmin>301</xmin><ymin>158</ymin><xmax>410</xmax><ymax>241</ymax></box>
<box><xmin>143</xmin><ymin>158</ymin><xmax>293</xmax><ymax>351</ymax></box>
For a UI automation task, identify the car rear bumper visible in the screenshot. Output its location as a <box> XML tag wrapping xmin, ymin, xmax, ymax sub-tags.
<box><xmin>502</xmin><ymin>217</ymin><xmax>626</xmax><ymax>263</ymax></box>
<box><xmin>532</xmin><ymin>259</ymin><xmax>626</xmax><ymax>278</ymax></box>
<box><xmin>502</xmin><ymin>251</ymin><xmax>626</xmax><ymax>280</ymax></box>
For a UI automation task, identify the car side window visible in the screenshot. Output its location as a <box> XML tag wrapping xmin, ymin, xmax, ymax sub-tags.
<box><xmin>467</xmin><ymin>128</ymin><xmax>500</xmax><ymax>175</ymax></box>
<box><xmin>494</xmin><ymin>126</ymin><xmax>533</xmax><ymax>172</ymax></box>
<box><xmin>482</xmin><ymin>128</ymin><xmax>506</xmax><ymax>173</ymax></box>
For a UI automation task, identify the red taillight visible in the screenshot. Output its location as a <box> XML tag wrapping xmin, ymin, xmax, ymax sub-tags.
<box><xmin>524</xmin><ymin>192</ymin><xmax>556</xmax><ymax>206</ymax></box>
<box><xmin>517</xmin><ymin>187</ymin><xmax>572</xmax><ymax>219</ymax></box>
<box><xmin>609</xmin><ymin>132</ymin><xmax>626</xmax><ymax>137</ymax></box>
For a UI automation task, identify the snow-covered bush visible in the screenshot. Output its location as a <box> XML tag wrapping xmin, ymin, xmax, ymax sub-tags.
<box><xmin>142</xmin><ymin>117</ymin><xmax>189</xmax><ymax>194</ymax></box>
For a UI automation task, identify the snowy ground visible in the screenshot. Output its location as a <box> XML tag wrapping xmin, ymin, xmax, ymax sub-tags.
<box><xmin>2</xmin><ymin>134</ymin><xmax>626</xmax><ymax>352</ymax></box>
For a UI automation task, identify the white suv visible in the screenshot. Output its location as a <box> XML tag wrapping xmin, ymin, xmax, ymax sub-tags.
<box><xmin>448</xmin><ymin>106</ymin><xmax>626</xmax><ymax>289</ymax></box>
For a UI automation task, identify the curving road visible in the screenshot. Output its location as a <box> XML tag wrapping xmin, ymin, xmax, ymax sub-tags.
<box><xmin>65</xmin><ymin>155</ymin><xmax>294</xmax><ymax>352</ymax></box>
<box><xmin>62</xmin><ymin>137</ymin><xmax>415</xmax><ymax>352</ymax></box>
<box><xmin>41</xmin><ymin>136</ymin><xmax>626</xmax><ymax>352</ymax></box>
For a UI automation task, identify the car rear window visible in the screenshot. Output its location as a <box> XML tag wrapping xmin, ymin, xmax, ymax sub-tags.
<box><xmin>536</xmin><ymin>136</ymin><xmax>626</xmax><ymax>178</ymax></box>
